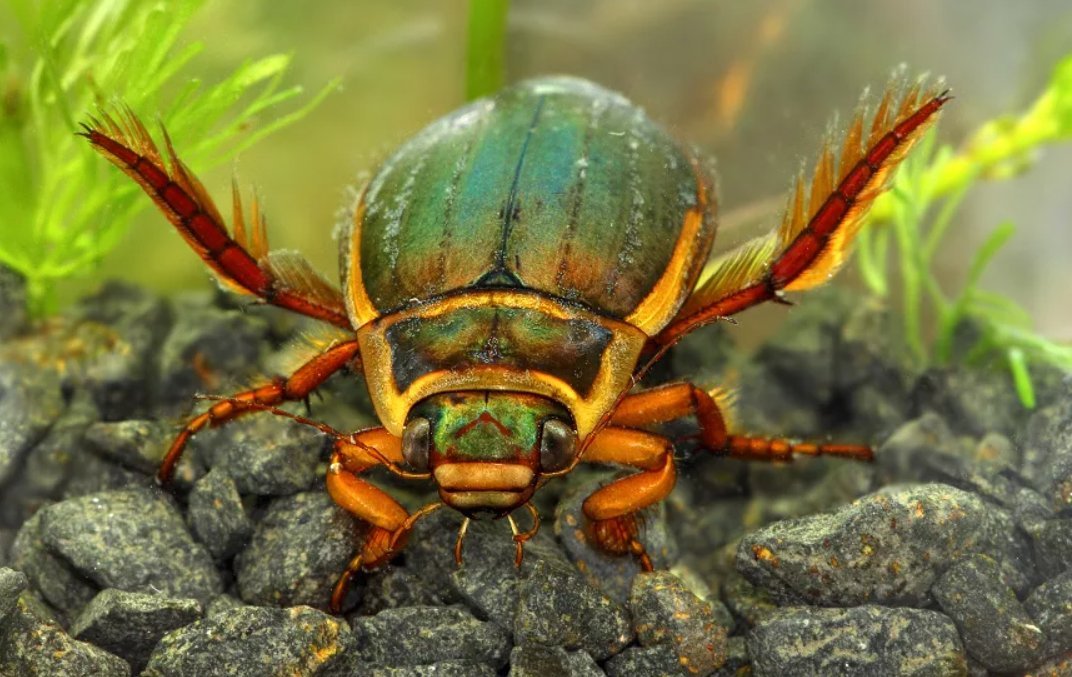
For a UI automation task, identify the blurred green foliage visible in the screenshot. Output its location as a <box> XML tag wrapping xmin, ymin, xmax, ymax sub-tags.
<box><xmin>465</xmin><ymin>0</ymin><xmax>509</xmax><ymax>101</ymax></box>
<box><xmin>0</xmin><ymin>0</ymin><xmax>333</xmax><ymax>315</ymax></box>
<box><xmin>856</xmin><ymin>54</ymin><xmax>1072</xmax><ymax>408</ymax></box>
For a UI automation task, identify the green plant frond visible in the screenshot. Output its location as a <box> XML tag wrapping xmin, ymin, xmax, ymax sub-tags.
<box><xmin>854</xmin><ymin>54</ymin><xmax>1072</xmax><ymax>407</ymax></box>
<box><xmin>0</xmin><ymin>0</ymin><xmax>334</xmax><ymax>315</ymax></box>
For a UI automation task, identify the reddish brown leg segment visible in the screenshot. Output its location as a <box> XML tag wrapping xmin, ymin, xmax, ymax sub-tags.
<box><xmin>327</xmin><ymin>428</ymin><xmax>414</xmax><ymax>613</ymax></box>
<box><xmin>614</xmin><ymin>382</ymin><xmax>872</xmax><ymax>462</ymax></box>
<box><xmin>580</xmin><ymin>426</ymin><xmax>678</xmax><ymax>570</ymax></box>
<box><xmin>158</xmin><ymin>340</ymin><xmax>360</xmax><ymax>484</ymax></box>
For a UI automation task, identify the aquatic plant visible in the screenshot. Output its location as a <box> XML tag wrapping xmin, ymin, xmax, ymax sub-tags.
<box><xmin>465</xmin><ymin>0</ymin><xmax>510</xmax><ymax>101</ymax></box>
<box><xmin>855</xmin><ymin>54</ymin><xmax>1072</xmax><ymax>407</ymax></box>
<box><xmin>0</xmin><ymin>0</ymin><xmax>332</xmax><ymax>314</ymax></box>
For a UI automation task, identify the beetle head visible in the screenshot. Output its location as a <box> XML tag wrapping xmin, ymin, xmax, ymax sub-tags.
<box><xmin>401</xmin><ymin>391</ymin><xmax>578</xmax><ymax>518</ymax></box>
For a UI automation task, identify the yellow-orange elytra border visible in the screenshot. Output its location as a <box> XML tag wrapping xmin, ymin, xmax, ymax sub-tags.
<box><xmin>344</xmin><ymin>193</ymin><xmax>381</xmax><ymax>328</ymax></box>
<box><xmin>357</xmin><ymin>289</ymin><xmax>648</xmax><ymax>438</ymax></box>
<box><xmin>623</xmin><ymin>155</ymin><xmax>716</xmax><ymax>335</ymax></box>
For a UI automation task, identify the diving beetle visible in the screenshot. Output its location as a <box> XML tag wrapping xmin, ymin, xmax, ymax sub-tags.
<box><xmin>82</xmin><ymin>75</ymin><xmax>948</xmax><ymax>612</ymax></box>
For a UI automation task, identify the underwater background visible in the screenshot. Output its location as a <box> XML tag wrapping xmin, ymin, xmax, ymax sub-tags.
<box><xmin>2</xmin><ymin>1</ymin><xmax>1072</xmax><ymax>675</ymax></box>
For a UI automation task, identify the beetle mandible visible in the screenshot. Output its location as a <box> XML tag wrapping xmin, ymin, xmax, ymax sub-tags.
<box><xmin>82</xmin><ymin>75</ymin><xmax>948</xmax><ymax>612</ymax></box>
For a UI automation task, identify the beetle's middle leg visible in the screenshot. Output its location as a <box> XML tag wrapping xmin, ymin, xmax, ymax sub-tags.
<box><xmin>159</xmin><ymin>339</ymin><xmax>361</xmax><ymax>484</ymax></box>
<box><xmin>611</xmin><ymin>382</ymin><xmax>873</xmax><ymax>462</ymax></box>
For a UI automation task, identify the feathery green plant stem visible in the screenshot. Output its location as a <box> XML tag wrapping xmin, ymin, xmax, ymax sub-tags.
<box><xmin>465</xmin><ymin>0</ymin><xmax>509</xmax><ymax>101</ymax></box>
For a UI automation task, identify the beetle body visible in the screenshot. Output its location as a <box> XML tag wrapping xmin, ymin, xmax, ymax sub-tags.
<box><xmin>83</xmin><ymin>72</ymin><xmax>948</xmax><ymax>612</ymax></box>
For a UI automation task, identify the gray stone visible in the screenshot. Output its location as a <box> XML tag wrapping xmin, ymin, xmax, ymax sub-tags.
<box><xmin>348</xmin><ymin>662</ymin><xmax>497</xmax><ymax>677</ymax></box>
<box><xmin>39</xmin><ymin>487</ymin><xmax>221</xmax><ymax>603</ymax></box>
<box><xmin>195</xmin><ymin>415</ymin><xmax>325</xmax><ymax>496</ymax></box>
<box><xmin>515</xmin><ymin>557</ymin><xmax>633</xmax><ymax>661</ymax></box>
<box><xmin>720</xmin><ymin>568</ymin><xmax>777</xmax><ymax>628</ymax></box>
<box><xmin>143</xmin><ymin>605</ymin><xmax>352</xmax><ymax>677</ymax></box>
<box><xmin>737</xmin><ymin>483</ymin><xmax>1030</xmax><ymax>606</ymax></box>
<box><xmin>235</xmin><ymin>490</ymin><xmax>357</xmax><ymax>610</ymax></box>
<box><xmin>69</xmin><ymin>588</ymin><xmax>203</xmax><ymax>672</ymax></box>
<box><xmin>69</xmin><ymin>281</ymin><xmax>171</xmax><ymax>420</ymax></box>
<box><xmin>748</xmin><ymin>606</ymin><xmax>967</xmax><ymax>676</ymax></box>
<box><xmin>349</xmin><ymin>606</ymin><xmax>511</xmax><ymax>668</ymax></box>
<box><xmin>1020</xmin><ymin>382</ymin><xmax>1072</xmax><ymax>492</ymax></box>
<box><xmin>205</xmin><ymin>594</ymin><xmax>246</xmax><ymax>618</ymax></box>
<box><xmin>1024</xmin><ymin>569</ymin><xmax>1072</xmax><ymax>660</ymax></box>
<box><xmin>0</xmin><ymin>360</ymin><xmax>64</xmax><ymax>485</ymax></box>
<box><xmin>357</xmin><ymin>567</ymin><xmax>445</xmax><ymax>616</ymax></box>
<box><xmin>630</xmin><ymin>571</ymin><xmax>729</xmax><ymax>675</ymax></box>
<box><xmin>0</xmin><ymin>264</ymin><xmax>28</xmax><ymax>340</ymax></box>
<box><xmin>604</xmin><ymin>645</ymin><xmax>688</xmax><ymax>677</ymax></box>
<box><xmin>10</xmin><ymin>510</ymin><xmax>97</xmax><ymax>618</ymax></box>
<box><xmin>555</xmin><ymin>476</ymin><xmax>677</xmax><ymax>603</ymax></box>
<box><xmin>84</xmin><ymin>419</ymin><xmax>172</xmax><ymax>475</ymax></box>
<box><xmin>187</xmin><ymin>469</ymin><xmax>252</xmax><ymax>560</ymax></box>
<box><xmin>913</xmin><ymin>366</ymin><xmax>1022</xmax><ymax>438</ymax></box>
<box><xmin>156</xmin><ymin>294</ymin><xmax>268</xmax><ymax>411</ymax></box>
<box><xmin>508</xmin><ymin>646</ymin><xmax>605</xmax><ymax>676</ymax></box>
<box><xmin>710</xmin><ymin>636</ymin><xmax>750</xmax><ymax>677</ymax></box>
<box><xmin>932</xmin><ymin>554</ymin><xmax>1044</xmax><ymax>672</ymax></box>
<box><xmin>0</xmin><ymin>593</ymin><xmax>131</xmax><ymax>676</ymax></box>
<box><xmin>61</xmin><ymin>449</ymin><xmax>147</xmax><ymax>498</ymax></box>
<box><xmin>0</xmin><ymin>566</ymin><xmax>27</xmax><ymax>622</ymax></box>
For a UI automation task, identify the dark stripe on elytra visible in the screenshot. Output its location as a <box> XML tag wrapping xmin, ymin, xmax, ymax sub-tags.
<box><xmin>556</xmin><ymin>100</ymin><xmax>600</xmax><ymax>288</ymax></box>
<box><xmin>435</xmin><ymin>125</ymin><xmax>480</xmax><ymax>289</ymax></box>
<box><xmin>494</xmin><ymin>95</ymin><xmax>547</xmax><ymax>271</ymax></box>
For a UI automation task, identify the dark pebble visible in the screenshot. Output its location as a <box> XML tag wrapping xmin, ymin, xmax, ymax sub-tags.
<box><xmin>720</xmin><ymin>568</ymin><xmax>778</xmax><ymax>628</ymax></box>
<box><xmin>604</xmin><ymin>645</ymin><xmax>688</xmax><ymax>677</ymax></box>
<box><xmin>0</xmin><ymin>566</ymin><xmax>28</xmax><ymax>622</ymax></box>
<box><xmin>39</xmin><ymin>487</ymin><xmax>221</xmax><ymax>603</ymax></box>
<box><xmin>630</xmin><ymin>571</ymin><xmax>729</xmax><ymax>674</ymax></box>
<box><xmin>0</xmin><ymin>360</ymin><xmax>64</xmax><ymax>486</ymax></box>
<box><xmin>515</xmin><ymin>556</ymin><xmax>633</xmax><ymax>661</ymax></box>
<box><xmin>554</xmin><ymin>475</ymin><xmax>677</xmax><ymax>603</ymax></box>
<box><xmin>84</xmin><ymin>419</ymin><xmax>172</xmax><ymax>475</ymax></box>
<box><xmin>748</xmin><ymin>605</ymin><xmax>967</xmax><ymax>676</ymax></box>
<box><xmin>68</xmin><ymin>281</ymin><xmax>171</xmax><ymax>420</ymax></box>
<box><xmin>194</xmin><ymin>416</ymin><xmax>326</xmax><ymax>496</ymax></box>
<box><xmin>710</xmin><ymin>636</ymin><xmax>750</xmax><ymax>677</ymax></box>
<box><xmin>156</xmin><ymin>294</ymin><xmax>268</xmax><ymax>410</ymax></box>
<box><xmin>1023</xmin><ymin>396</ymin><xmax>1072</xmax><ymax>514</ymax></box>
<box><xmin>0</xmin><ymin>593</ymin><xmax>131</xmax><ymax>676</ymax></box>
<box><xmin>1024</xmin><ymin>570</ymin><xmax>1072</xmax><ymax>660</ymax></box>
<box><xmin>357</xmin><ymin>567</ymin><xmax>446</xmax><ymax>616</ymax></box>
<box><xmin>205</xmin><ymin>594</ymin><xmax>246</xmax><ymax>618</ymax></box>
<box><xmin>69</xmin><ymin>588</ymin><xmax>203</xmax><ymax>672</ymax></box>
<box><xmin>737</xmin><ymin>483</ymin><xmax>1029</xmax><ymax>606</ymax></box>
<box><xmin>61</xmin><ymin>448</ymin><xmax>148</xmax><ymax>498</ymax></box>
<box><xmin>235</xmin><ymin>490</ymin><xmax>358</xmax><ymax>610</ymax></box>
<box><xmin>913</xmin><ymin>366</ymin><xmax>1022</xmax><ymax>438</ymax></box>
<box><xmin>507</xmin><ymin>645</ymin><xmax>604</xmax><ymax>676</ymax></box>
<box><xmin>932</xmin><ymin>554</ymin><xmax>1044</xmax><ymax>672</ymax></box>
<box><xmin>0</xmin><ymin>265</ymin><xmax>28</xmax><ymax>340</ymax></box>
<box><xmin>347</xmin><ymin>662</ymin><xmax>498</xmax><ymax>677</ymax></box>
<box><xmin>187</xmin><ymin>469</ymin><xmax>252</xmax><ymax>560</ymax></box>
<box><xmin>143</xmin><ymin>604</ymin><xmax>352</xmax><ymax>676</ymax></box>
<box><xmin>10</xmin><ymin>510</ymin><xmax>98</xmax><ymax>619</ymax></box>
<box><xmin>349</xmin><ymin>605</ymin><xmax>511</xmax><ymax>669</ymax></box>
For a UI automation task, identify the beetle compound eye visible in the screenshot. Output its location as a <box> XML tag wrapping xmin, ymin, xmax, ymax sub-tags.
<box><xmin>539</xmin><ymin>418</ymin><xmax>577</xmax><ymax>472</ymax></box>
<box><xmin>402</xmin><ymin>417</ymin><xmax>431</xmax><ymax>471</ymax></box>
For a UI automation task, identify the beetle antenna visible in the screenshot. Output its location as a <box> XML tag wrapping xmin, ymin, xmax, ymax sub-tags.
<box><xmin>454</xmin><ymin>517</ymin><xmax>472</xmax><ymax>566</ymax></box>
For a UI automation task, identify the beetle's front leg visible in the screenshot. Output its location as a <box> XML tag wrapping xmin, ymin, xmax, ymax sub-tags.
<box><xmin>612</xmin><ymin>382</ymin><xmax>873</xmax><ymax>462</ymax></box>
<box><xmin>325</xmin><ymin>427</ymin><xmax>429</xmax><ymax>612</ymax></box>
<box><xmin>579</xmin><ymin>427</ymin><xmax>677</xmax><ymax>570</ymax></box>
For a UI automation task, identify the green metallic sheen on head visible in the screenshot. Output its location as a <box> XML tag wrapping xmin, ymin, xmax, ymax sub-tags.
<box><xmin>409</xmin><ymin>391</ymin><xmax>572</xmax><ymax>466</ymax></box>
<box><xmin>352</xmin><ymin>76</ymin><xmax>712</xmax><ymax>320</ymax></box>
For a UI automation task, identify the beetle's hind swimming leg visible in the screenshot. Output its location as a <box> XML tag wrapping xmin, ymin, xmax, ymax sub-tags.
<box><xmin>609</xmin><ymin>382</ymin><xmax>873</xmax><ymax>462</ymax></box>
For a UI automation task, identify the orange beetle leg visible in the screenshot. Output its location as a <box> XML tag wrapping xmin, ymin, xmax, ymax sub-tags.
<box><xmin>158</xmin><ymin>340</ymin><xmax>361</xmax><ymax>485</ymax></box>
<box><xmin>326</xmin><ymin>428</ymin><xmax>413</xmax><ymax>613</ymax></box>
<box><xmin>580</xmin><ymin>427</ymin><xmax>677</xmax><ymax>570</ymax></box>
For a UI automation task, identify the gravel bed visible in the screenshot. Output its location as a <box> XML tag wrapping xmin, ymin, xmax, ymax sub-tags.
<box><xmin>1</xmin><ymin>275</ymin><xmax>1070</xmax><ymax>675</ymax></box>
